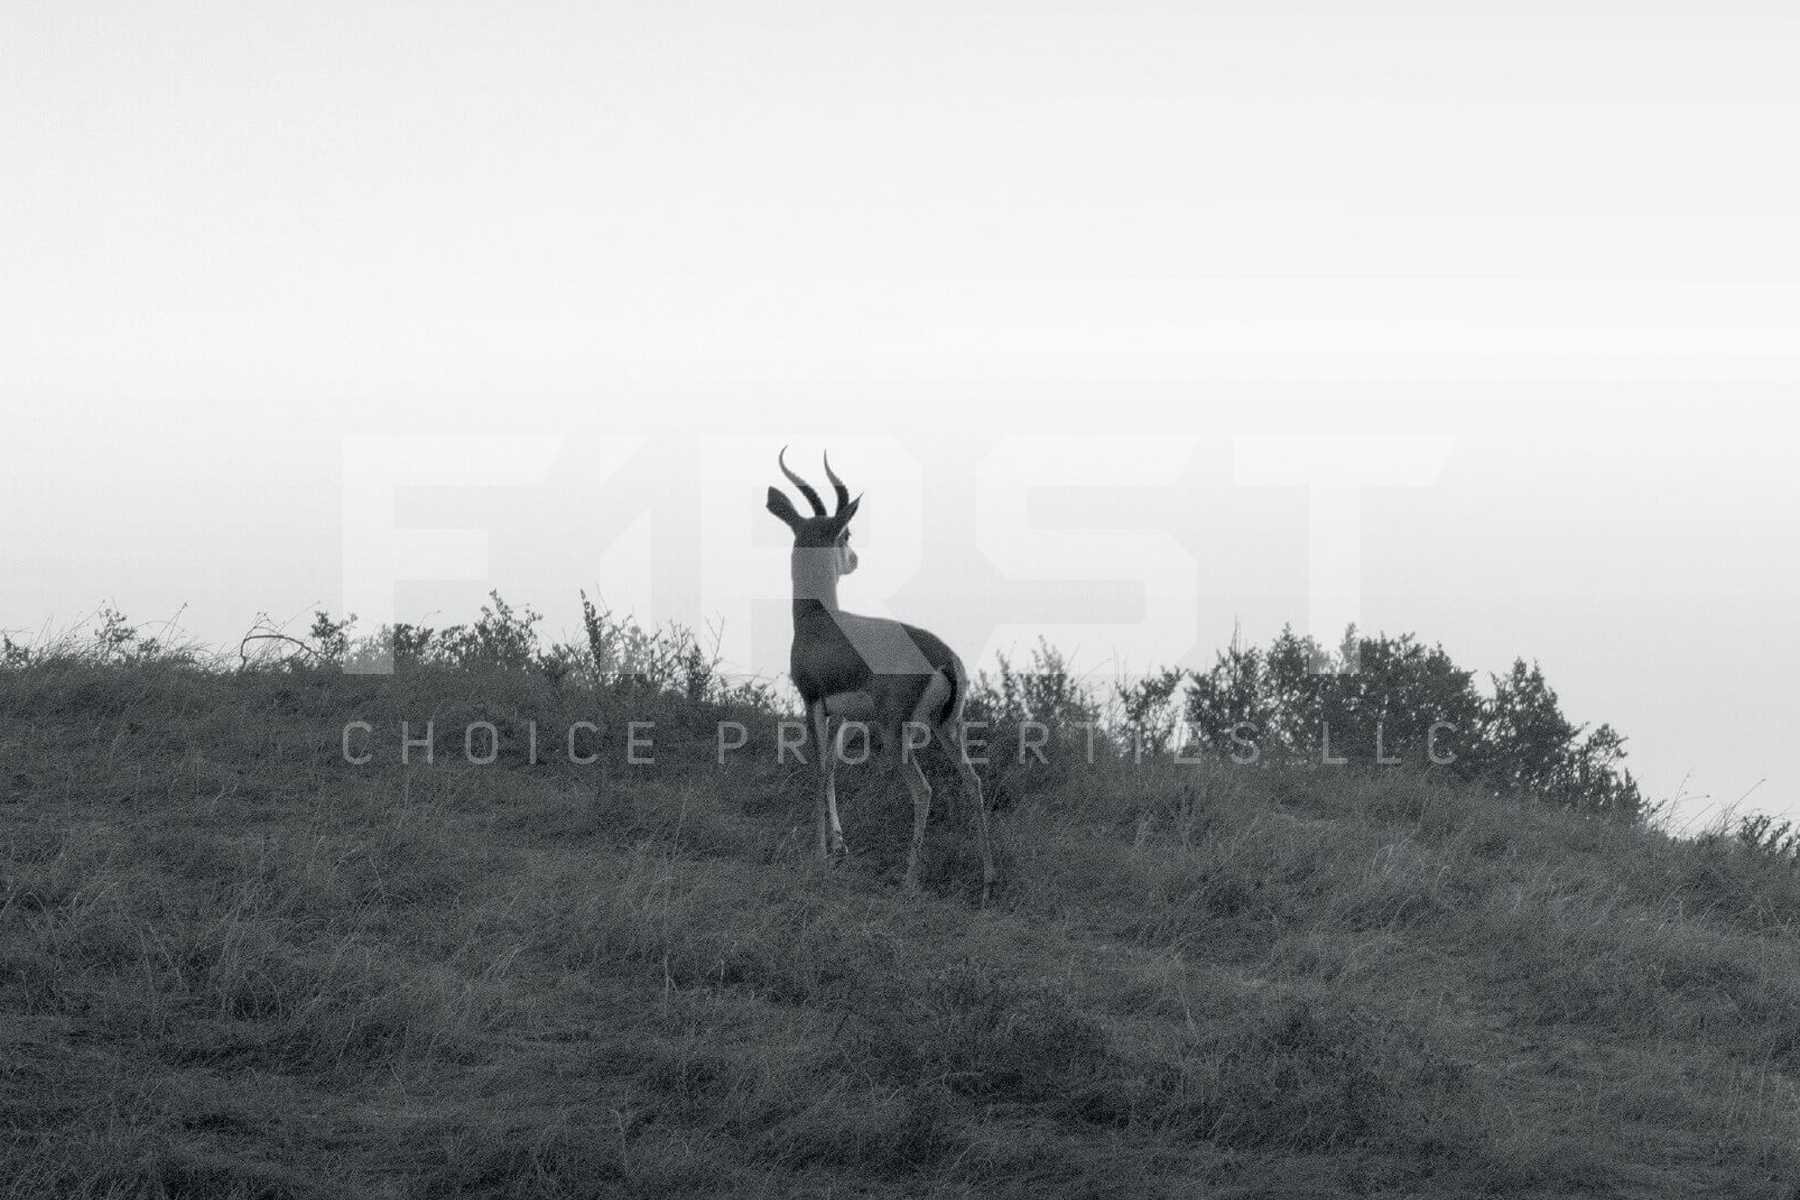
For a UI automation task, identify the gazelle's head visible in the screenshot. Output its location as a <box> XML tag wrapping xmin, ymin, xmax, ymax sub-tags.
<box><xmin>767</xmin><ymin>447</ymin><xmax>861</xmax><ymax>579</ymax></box>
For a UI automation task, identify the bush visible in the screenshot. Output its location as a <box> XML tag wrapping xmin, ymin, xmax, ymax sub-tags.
<box><xmin>2</xmin><ymin>589</ymin><xmax>1654</xmax><ymax>827</ymax></box>
<box><xmin>1185</xmin><ymin>625</ymin><xmax>1642</xmax><ymax>819</ymax></box>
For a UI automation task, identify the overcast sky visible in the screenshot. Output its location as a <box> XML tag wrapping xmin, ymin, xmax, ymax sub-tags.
<box><xmin>4</xmin><ymin>2</ymin><xmax>1797</xmax><ymax>826</ymax></box>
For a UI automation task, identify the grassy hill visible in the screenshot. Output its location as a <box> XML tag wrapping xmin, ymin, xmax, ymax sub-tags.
<box><xmin>4</xmin><ymin>658</ymin><xmax>1799</xmax><ymax>1198</ymax></box>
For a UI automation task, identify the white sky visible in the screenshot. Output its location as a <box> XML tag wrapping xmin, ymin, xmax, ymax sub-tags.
<box><xmin>4</xmin><ymin>2</ymin><xmax>1798</xmax><ymax>826</ymax></box>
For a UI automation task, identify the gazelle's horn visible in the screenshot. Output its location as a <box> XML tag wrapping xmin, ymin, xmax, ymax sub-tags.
<box><xmin>778</xmin><ymin>445</ymin><xmax>826</xmax><ymax>516</ymax></box>
<box><xmin>822</xmin><ymin>451</ymin><xmax>850</xmax><ymax>514</ymax></box>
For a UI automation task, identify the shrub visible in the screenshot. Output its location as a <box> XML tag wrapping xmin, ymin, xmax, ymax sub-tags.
<box><xmin>1184</xmin><ymin>625</ymin><xmax>1642</xmax><ymax>819</ymax></box>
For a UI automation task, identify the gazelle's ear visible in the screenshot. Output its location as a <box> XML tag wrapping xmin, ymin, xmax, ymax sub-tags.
<box><xmin>832</xmin><ymin>494</ymin><xmax>862</xmax><ymax>530</ymax></box>
<box><xmin>766</xmin><ymin>487</ymin><xmax>804</xmax><ymax>530</ymax></box>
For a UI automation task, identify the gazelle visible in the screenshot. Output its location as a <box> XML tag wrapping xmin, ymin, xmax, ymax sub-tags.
<box><xmin>765</xmin><ymin>448</ymin><xmax>997</xmax><ymax>902</ymax></box>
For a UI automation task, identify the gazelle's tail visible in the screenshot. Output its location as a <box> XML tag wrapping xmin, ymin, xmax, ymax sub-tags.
<box><xmin>936</xmin><ymin>656</ymin><xmax>969</xmax><ymax>727</ymax></box>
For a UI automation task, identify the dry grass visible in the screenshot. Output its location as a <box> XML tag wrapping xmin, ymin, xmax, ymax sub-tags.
<box><xmin>3</xmin><ymin>661</ymin><xmax>1798</xmax><ymax>1198</ymax></box>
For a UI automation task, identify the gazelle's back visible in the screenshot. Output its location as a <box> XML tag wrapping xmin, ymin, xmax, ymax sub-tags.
<box><xmin>790</xmin><ymin>607</ymin><xmax>958</xmax><ymax>713</ymax></box>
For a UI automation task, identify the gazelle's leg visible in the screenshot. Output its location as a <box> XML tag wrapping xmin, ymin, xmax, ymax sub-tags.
<box><xmin>897</xmin><ymin>753</ymin><xmax>932</xmax><ymax>891</ymax></box>
<box><xmin>825</xmin><ymin>722</ymin><xmax>855</xmax><ymax>855</ymax></box>
<box><xmin>935</xmin><ymin>721</ymin><xmax>997</xmax><ymax>904</ymax></box>
<box><xmin>809</xmin><ymin>701</ymin><xmax>837</xmax><ymax>860</ymax></box>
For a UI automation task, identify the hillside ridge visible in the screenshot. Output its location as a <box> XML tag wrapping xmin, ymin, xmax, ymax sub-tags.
<box><xmin>2</xmin><ymin>660</ymin><xmax>1797</xmax><ymax>1198</ymax></box>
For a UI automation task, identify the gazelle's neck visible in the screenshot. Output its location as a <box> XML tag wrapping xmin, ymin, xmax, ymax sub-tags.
<box><xmin>790</xmin><ymin>549</ymin><xmax>840</xmax><ymax>622</ymax></box>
